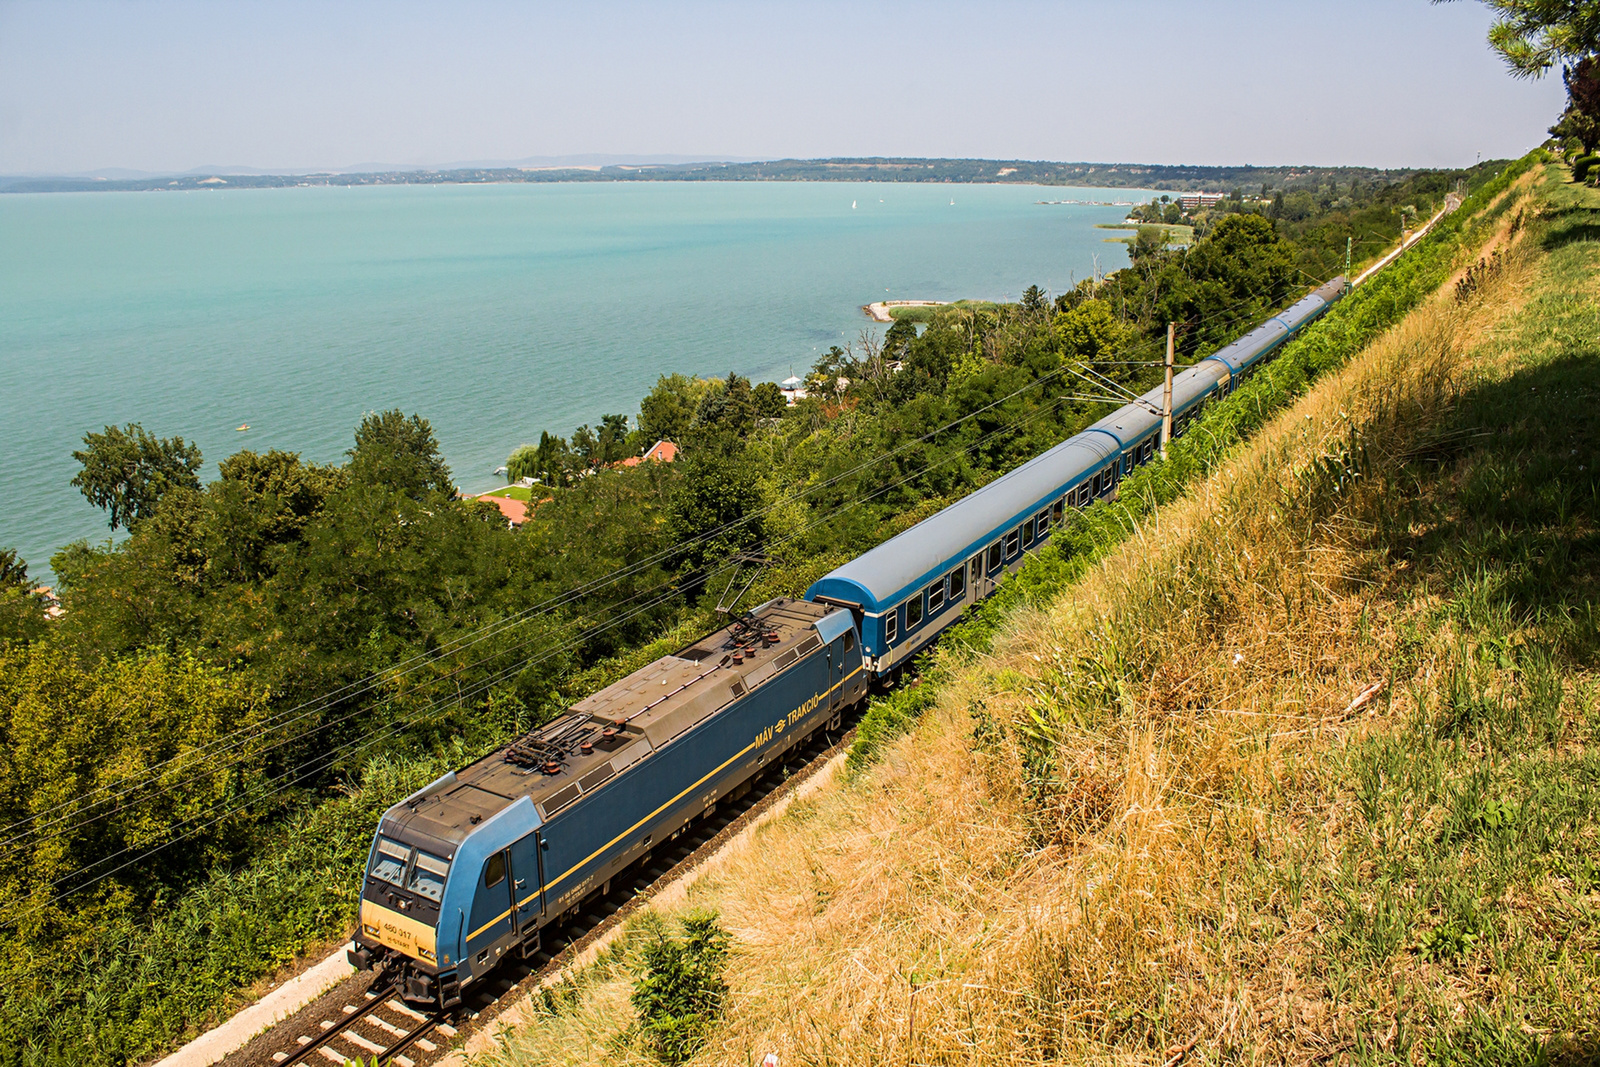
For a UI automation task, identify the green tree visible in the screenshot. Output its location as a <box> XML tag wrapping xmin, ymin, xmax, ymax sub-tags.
<box><xmin>1443</xmin><ymin>0</ymin><xmax>1600</xmax><ymax>76</ymax></box>
<box><xmin>0</xmin><ymin>548</ymin><xmax>44</xmax><ymax>647</ymax></box>
<box><xmin>1053</xmin><ymin>299</ymin><xmax>1132</xmax><ymax>371</ymax></box>
<box><xmin>71</xmin><ymin>423</ymin><xmax>202</xmax><ymax>531</ymax></box>
<box><xmin>751</xmin><ymin>381</ymin><xmax>787</xmax><ymax>418</ymax></box>
<box><xmin>345</xmin><ymin>411</ymin><xmax>453</xmax><ymax>498</ymax></box>
<box><xmin>666</xmin><ymin>455</ymin><xmax>763</xmax><ymax>581</ymax></box>
<box><xmin>1021</xmin><ymin>284</ymin><xmax>1048</xmax><ymax>314</ymax></box>
<box><xmin>639</xmin><ymin>374</ymin><xmax>715</xmax><ymax>444</ymax></box>
<box><xmin>630</xmin><ymin>910</ymin><xmax>731</xmax><ymax>1065</ymax></box>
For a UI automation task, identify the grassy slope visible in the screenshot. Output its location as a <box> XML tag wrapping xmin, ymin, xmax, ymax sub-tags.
<box><xmin>479</xmin><ymin>162</ymin><xmax>1600</xmax><ymax>1065</ymax></box>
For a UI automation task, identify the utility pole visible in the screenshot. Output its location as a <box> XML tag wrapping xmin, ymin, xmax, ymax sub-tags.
<box><xmin>1345</xmin><ymin>236</ymin><xmax>1352</xmax><ymax>279</ymax></box>
<box><xmin>1161</xmin><ymin>322</ymin><xmax>1175</xmax><ymax>458</ymax></box>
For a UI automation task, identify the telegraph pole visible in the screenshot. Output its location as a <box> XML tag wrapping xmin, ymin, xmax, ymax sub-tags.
<box><xmin>1161</xmin><ymin>321</ymin><xmax>1175</xmax><ymax>458</ymax></box>
<box><xmin>1345</xmin><ymin>236</ymin><xmax>1352</xmax><ymax>279</ymax></box>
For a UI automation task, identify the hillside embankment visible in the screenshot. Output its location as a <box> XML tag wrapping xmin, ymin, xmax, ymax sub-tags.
<box><xmin>470</xmin><ymin>160</ymin><xmax>1599</xmax><ymax>1065</ymax></box>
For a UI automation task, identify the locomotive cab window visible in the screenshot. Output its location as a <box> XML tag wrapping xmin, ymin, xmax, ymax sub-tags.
<box><xmin>926</xmin><ymin>580</ymin><xmax>945</xmax><ymax>614</ymax></box>
<box><xmin>372</xmin><ymin>837</ymin><xmax>410</xmax><ymax>887</ymax></box>
<box><xmin>885</xmin><ymin>610</ymin><xmax>898</xmax><ymax>642</ymax></box>
<box><xmin>907</xmin><ymin>596</ymin><xmax>924</xmax><ymax>628</ymax></box>
<box><xmin>483</xmin><ymin>852</ymin><xmax>506</xmax><ymax>889</ymax></box>
<box><xmin>987</xmin><ymin>541</ymin><xmax>1002</xmax><ymax>572</ymax></box>
<box><xmin>842</xmin><ymin>631</ymin><xmax>855</xmax><ymax>652</ymax></box>
<box><xmin>408</xmin><ymin>850</ymin><xmax>449</xmax><ymax>904</ymax></box>
<box><xmin>947</xmin><ymin>565</ymin><xmax>965</xmax><ymax>599</ymax></box>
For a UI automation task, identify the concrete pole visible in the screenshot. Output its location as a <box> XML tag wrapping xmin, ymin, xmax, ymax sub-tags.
<box><xmin>1161</xmin><ymin>322</ymin><xmax>1174</xmax><ymax>458</ymax></box>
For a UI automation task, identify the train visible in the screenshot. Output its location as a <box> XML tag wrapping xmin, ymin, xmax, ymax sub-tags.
<box><xmin>348</xmin><ymin>277</ymin><xmax>1347</xmax><ymax>1007</ymax></box>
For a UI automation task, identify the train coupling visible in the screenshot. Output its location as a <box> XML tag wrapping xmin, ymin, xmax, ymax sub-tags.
<box><xmin>347</xmin><ymin>943</ymin><xmax>379</xmax><ymax>971</ymax></box>
<box><xmin>401</xmin><ymin>969</ymin><xmax>462</xmax><ymax>1010</ymax></box>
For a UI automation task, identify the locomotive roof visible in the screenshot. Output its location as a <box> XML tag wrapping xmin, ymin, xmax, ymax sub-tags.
<box><xmin>379</xmin><ymin>597</ymin><xmax>838</xmax><ymax>857</ymax></box>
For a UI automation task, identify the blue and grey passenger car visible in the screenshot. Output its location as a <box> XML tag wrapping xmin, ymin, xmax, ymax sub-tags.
<box><xmin>805</xmin><ymin>278</ymin><xmax>1346</xmax><ymax>674</ymax></box>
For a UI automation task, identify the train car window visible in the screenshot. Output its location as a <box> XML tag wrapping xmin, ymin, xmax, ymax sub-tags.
<box><xmin>1036</xmin><ymin>508</ymin><xmax>1050</xmax><ymax>531</ymax></box>
<box><xmin>483</xmin><ymin>852</ymin><xmax>506</xmax><ymax>889</ymax></box>
<box><xmin>907</xmin><ymin>596</ymin><xmax>924</xmax><ymax>628</ymax></box>
<box><xmin>843</xmin><ymin>631</ymin><xmax>855</xmax><ymax>652</ymax></box>
<box><xmin>1052</xmin><ymin>500</ymin><xmax>1064</xmax><ymax>523</ymax></box>
<box><xmin>408</xmin><ymin>850</ymin><xmax>449</xmax><ymax>903</ymax></box>
<box><xmin>927</xmin><ymin>581</ymin><xmax>945</xmax><ymax>614</ymax></box>
<box><xmin>1005</xmin><ymin>529</ymin><xmax>1020</xmax><ymax>557</ymax></box>
<box><xmin>970</xmin><ymin>556</ymin><xmax>981</xmax><ymax>584</ymax></box>
<box><xmin>885</xmin><ymin>610</ymin><xmax>898</xmax><ymax>642</ymax></box>
<box><xmin>987</xmin><ymin>541</ymin><xmax>1002</xmax><ymax>572</ymax></box>
<box><xmin>372</xmin><ymin>837</ymin><xmax>410</xmax><ymax>887</ymax></box>
<box><xmin>948</xmin><ymin>565</ymin><xmax>965</xmax><ymax>599</ymax></box>
<box><xmin>1123</xmin><ymin>453</ymin><xmax>1134</xmax><ymax>475</ymax></box>
<box><xmin>1023</xmin><ymin>518</ymin><xmax>1035</xmax><ymax>545</ymax></box>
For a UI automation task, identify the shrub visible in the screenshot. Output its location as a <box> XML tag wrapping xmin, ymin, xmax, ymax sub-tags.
<box><xmin>1571</xmin><ymin>154</ymin><xmax>1599</xmax><ymax>182</ymax></box>
<box><xmin>630</xmin><ymin>910</ymin><xmax>731</xmax><ymax>1064</ymax></box>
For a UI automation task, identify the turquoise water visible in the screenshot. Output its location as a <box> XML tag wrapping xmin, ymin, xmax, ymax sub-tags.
<box><xmin>0</xmin><ymin>181</ymin><xmax>1142</xmax><ymax>579</ymax></box>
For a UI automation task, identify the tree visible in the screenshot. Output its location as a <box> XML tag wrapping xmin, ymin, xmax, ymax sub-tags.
<box><xmin>1441</xmin><ymin>0</ymin><xmax>1600</xmax><ymax>76</ymax></box>
<box><xmin>346</xmin><ymin>410</ymin><xmax>453</xmax><ymax>498</ymax></box>
<box><xmin>71</xmin><ymin>423</ymin><xmax>203</xmax><ymax>531</ymax></box>
<box><xmin>665</xmin><ymin>455</ymin><xmax>763</xmax><ymax>581</ymax></box>
<box><xmin>1021</xmin><ymin>284</ymin><xmax>1048</xmax><ymax>314</ymax></box>
<box><xmin>0</xmin><ymin>548</ymin><xmax>44</xmax><ymax>647</ymax></box>
<box><xmin>751</xmin><ymin>381</ymin><xmax>787</xmax><ymax>418</ymax></box>
<box><xmin>0</xmin><ymin>548</ymin><xmax>26</xmax><ymax>590</ymax></box>
<box><xmin>1053</xmin><ymin>299</ymin><xmax>1133</xmax><ymax>371</ymax></box>
<box><xmin>639</xmin><ymin>374</ymin><xmax>715</xmax><ymax>444</ymax></box>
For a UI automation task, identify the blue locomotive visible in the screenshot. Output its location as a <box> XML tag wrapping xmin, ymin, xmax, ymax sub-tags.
<box><xmin>349</xmin><ymin>278</ymin><xmax>1345</xmax><ymax>1005</ymax></box>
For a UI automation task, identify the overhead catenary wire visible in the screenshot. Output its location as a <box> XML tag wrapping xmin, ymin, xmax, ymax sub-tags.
<box><xmin>0</xmin><ymin>287</ymin><xmax>1309</xmax><ymax>859</ymax></box>
<box><xmin>1</xmin><ymin>390</ymin><xmax>1089</xmax><ymax>925</ymax></box>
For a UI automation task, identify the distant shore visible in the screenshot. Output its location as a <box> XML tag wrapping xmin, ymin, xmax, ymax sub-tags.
<box><xmin>862</xmin><ymin>299</ymin><xmax>948</xmax><ymax>323</ymax></box>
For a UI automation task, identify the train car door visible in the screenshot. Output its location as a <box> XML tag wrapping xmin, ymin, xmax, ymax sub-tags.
<box><xmin>970</xmin><ymin>553</ymin><xmax>992</xmax><ymax>600</ymax></box>
<box><xmin>467</xmin><ymin>848</ymin><xmax>514</xmax><ymax>953</ymax></box>
<box><xmin>508</xmin><ymin>831</ymin><xmax>544</xmax><ymax>931</ymax></box>
<box><xmin>825</xmin><ymin>638</ymin><xmax>845</xmax><ymax>713</ymax></box>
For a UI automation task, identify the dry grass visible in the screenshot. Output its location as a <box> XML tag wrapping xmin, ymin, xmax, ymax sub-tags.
<box><xmin>481</xmin><ymin>170</ymin><xmax>1600</xmax><ymax>1066</ymax></box>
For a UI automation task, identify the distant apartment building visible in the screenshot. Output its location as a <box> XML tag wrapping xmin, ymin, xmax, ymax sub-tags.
<box><xmin>1180</xmin><ymin>192</ymin><xmax>1227</xmax><ymax>212</ymax></box>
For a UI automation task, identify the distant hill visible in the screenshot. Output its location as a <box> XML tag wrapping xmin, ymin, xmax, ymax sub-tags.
<box><xmin>0</xmin><ymin>156</ymin><xmax>1431</xmax><ymax>194</ymax></box>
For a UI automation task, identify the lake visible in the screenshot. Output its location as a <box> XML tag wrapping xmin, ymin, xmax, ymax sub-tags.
<box><xmin>0</xmin><ymin>180</ymin><xmax>1144</xmax><ymax>579</ymax></box>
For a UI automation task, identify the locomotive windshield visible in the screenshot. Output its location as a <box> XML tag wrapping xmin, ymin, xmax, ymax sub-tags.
<box><xmin>408</xmin><ymin>850</ymin><xmax>450</xmax><ymax>903</ymax></box>
<box><xmin>371</xmin><ymin>837</ymin><xmax>410</xmax><ymax>887</ymax></box>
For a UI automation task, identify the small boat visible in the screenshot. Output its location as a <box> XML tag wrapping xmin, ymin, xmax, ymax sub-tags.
<box><xmin>236</xmin><ymin>424</ymin><xmax>249</xmax><ymax>432</ymax></box>
<box><xmin>950</xmin><ymin>198</ymin><xmax>955</xmax><ymax>206</ymax></box>
<box><xmin>851</xmin><ymin>200</ymin><xmax>856</xmax><ymax>209</ymax></box>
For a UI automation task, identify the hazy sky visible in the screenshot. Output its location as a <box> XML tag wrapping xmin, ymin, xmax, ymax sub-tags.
<box><xmin>0</xmin><ymin>0</ymin><xmax>1569</xmax><ymax>174</ymax></box>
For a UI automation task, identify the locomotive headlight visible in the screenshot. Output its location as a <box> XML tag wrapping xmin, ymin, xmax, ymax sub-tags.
<box><xmin>363</xmin><ymin>923</ymin><xmax>379</xmax><ymax>936</ymax></box>
<box><xmin>419</xmin><ymin>946</ymin><xmax>436</xmax><ymax>961</ymax></box>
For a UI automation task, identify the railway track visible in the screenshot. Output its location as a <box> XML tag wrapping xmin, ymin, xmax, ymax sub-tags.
<box><xmin>274</xmin><ymin>974</ymin><xmax>451</xmax><ymax>1067</ymax></box>
<box><xmin>230</xmin><ymin>707</ymin><xmax>863</xmax><ymax>1067</ymax></box>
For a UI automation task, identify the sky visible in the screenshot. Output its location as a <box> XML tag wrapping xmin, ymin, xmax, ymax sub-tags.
<box><xmin>0</xmin><ymin>0</ymin><xmax>1571</xmax><ymax>175</ymax></box>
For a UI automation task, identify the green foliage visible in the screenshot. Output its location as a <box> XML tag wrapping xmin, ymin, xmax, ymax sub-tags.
<box><xmin>1574</xmin><ymin>152</ymin><xmax>1600</xmax><ymax>181</ymax></box>
<box><xmin>344</xmin><ymin>410</ymin><xmax>453</xmax><ymax>498</ymax></box>
<box><xmin>0</xmin><ymin>155</ymin><xmax>1538</xmax><ymax>1066</ymax></box>
<box><xmin>1448</xmin><ymin>0</ymin><xmax>1600</xmax><ymax>77</ymax></box>
<box><xmin>70</xmin><ymin>422</ymin><xmax>203</xmax><ymax>531</ymax></box>
<box><xmin>630</xmin><ymin>910</ymin><xmax>731</xmax><ymax>1064</ymax></box>
<box><xmin>751</xmin><ymin>380</ymin><xmax>787</xmax><ymax>418</ymax></box>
